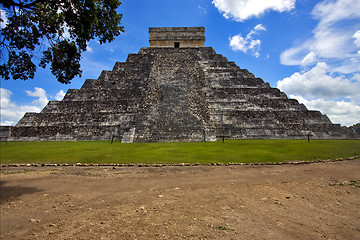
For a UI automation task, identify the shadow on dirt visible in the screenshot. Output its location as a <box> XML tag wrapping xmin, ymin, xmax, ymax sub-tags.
<box><xmin>0</xmin><ymin>181</ymin><xmax>43</xmax><ymax>204</ymax></box>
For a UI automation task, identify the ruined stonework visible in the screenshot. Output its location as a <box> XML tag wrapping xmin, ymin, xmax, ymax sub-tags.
<box><xmin>149</xmin><ymin>27</ymin><xmax>205</xmax><ymax>48</ymax></box>
<box><xmin>4</xmin><ymin>27</ymin><xmax>358</xmax><ymax>142</ymax></box>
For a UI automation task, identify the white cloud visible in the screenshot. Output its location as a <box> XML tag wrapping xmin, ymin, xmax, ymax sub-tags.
<box><xmin>0</xmin><ymin>88</ymin><xmax>42</xmax><ymax>126</ymax></box>
<box><xmin>333</xmin><ymin>57</ymin><xmax>360</xmax><ymax>74</ymax></box>
<box><xmin>0</xmin><ymin>87</ymin><xmax>65</xmax><ymax>126</ymax></box>
<box><xmin>278</xmin><ymin>0</ymin><xmax>360</xmax><ymax>127</ymax></box>
<box><xmin>54</xmin><ymin>90</ymin><xmax>66</xmax><ymax>101</ymax></box>
<box><xmin>59</xmin><ymin>24</ymin><xmax>71</xmax><ymax>40</ymax></box>
<box><xmin>0</xmin><ymin>8</ymin><xmax>8</xmax><ymax>28</ymax></box>
<box><xmin>301</xmin><ymin>52</ymin><xmax>318</xmax><ymax>66</ymax></box>
<box><xmin>253</xmin><ymin>24</ymin><xmax>266</xmax><ymax>32</ymax></box>
<box><xmin>212</xmin><ymin>0</ymin><xmax>295</xmax><ymax>22</ymax></box>
<box><xmin>353</xmin><ymin>30</ymin><xmax>360</xmax><ymax>47</ymax></box>
<box><xmin>280</xmin><ymin>0</ymin><xmax>360</xmax><ymax>73</ymax></box>
<box><xmin>229</xmin><ymin>24</ymin><xmax>266</xmax><ymax>57</ymax></box>
<box><xmin>277</xmin><ymin>62</ymin><xmax>360</xmax><ymax>126</ymax></box>
<box><xmin>280</xmin><ymin>43</ymin><xmax>307</xmax><ymax>66</ymax></box>
<box><xmin>198</xmin><ymin>5</ymin><xmax>207</xmax><ymax>14</ymax></box>
<box><xmin>277</xmin><ymin>62</ymin><xmax>360</xmax><ymax>100</ymax></box>
<box><xmin>25</xmin><ymin>87</ymin><xmax>49</xmax><ymax>108</ymax></box>
<box><xmin>353</xmin><ymin>73</ymin><xmax>360</xmax><ymax>81</ymax></box>
<box><xmin>1</xmin><ymin>120</ymin><xmax>16</xmax><ymax>126</ymax></box>
<box><xmin>290</xmin><ymin>95</ymin><xmax>360</xmax><ymax>126</ymax></box>
<box><xmin>0</xmin><ymin>88</ymin><xmax>12</xmax><ymax>107</ymax></box>
<box><xmin>86</xmin><ymin>45</ymin><xmax>94</xmax><ymax>53</ymax></box>
<box><xmin>312</xmin><ymin>0</ymin><xmax>360</xmax><ymax>27</ymax></box>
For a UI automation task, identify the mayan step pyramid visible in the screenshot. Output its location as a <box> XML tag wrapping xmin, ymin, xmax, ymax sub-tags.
<box><xmin>2</xmin><ymin>27</ymin><xmax>358</xmax><ymax>142</ymax></box>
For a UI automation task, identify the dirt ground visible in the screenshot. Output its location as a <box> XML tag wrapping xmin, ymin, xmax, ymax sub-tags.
<box><xmin>1</xmin><ymin>160</ymin><xmax>360</xmax><ymax>240</ymax></box>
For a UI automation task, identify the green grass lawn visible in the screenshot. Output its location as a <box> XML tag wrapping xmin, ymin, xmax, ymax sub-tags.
<box><xmin>0</xmin><ymin>140</ymin><xmax>359</xmax><ymax>165</ymax></box>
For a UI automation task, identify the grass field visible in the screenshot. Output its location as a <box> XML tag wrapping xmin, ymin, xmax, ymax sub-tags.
<box><xmin>1</xmin><ymin>140</ymin><xmax>359</xmax><ymax>165</ymax></box>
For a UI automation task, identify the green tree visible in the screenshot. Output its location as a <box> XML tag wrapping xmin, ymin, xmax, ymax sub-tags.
<box><xmin>0</xmin><ymin>0</ymin><xmax>124</xmax><ymax>84</ymax></box>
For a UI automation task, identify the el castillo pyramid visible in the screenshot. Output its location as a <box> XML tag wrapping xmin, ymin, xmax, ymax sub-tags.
<box><xmin>1</xmin><ymin>27</ymin><xmax>358</xmax><ymax>142</ymax></box>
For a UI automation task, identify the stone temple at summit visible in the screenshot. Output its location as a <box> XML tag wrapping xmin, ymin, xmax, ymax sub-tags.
<box><xmin>1</xmin><ymin>27</ymin><xmax>358</xmax><ymax>142</ymax></box>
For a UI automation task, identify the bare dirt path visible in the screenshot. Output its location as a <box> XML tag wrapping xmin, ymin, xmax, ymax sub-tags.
<box><xmin>1</xmin><ymin>160</ymin><xmax>360</xmax><ymax>240</ymax></box>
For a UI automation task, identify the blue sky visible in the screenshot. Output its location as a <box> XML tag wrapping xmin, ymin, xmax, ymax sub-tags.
<box><xmin>1</xmin><ymin>0</ymin><xmax>360</xmax><ymax>126</ymax></box>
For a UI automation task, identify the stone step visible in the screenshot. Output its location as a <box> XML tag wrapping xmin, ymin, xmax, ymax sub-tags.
<box><xmin>207</xmin><ymin>87</ymin><xmax>287</xmax><ymax>98</ymax></box>
<box><xmin>122</xmin><ymin>128</ymin><xmax>136</xmax><ymax>143</ymax></box>
<box><xmin>42</xmin><ymin>100</ymin><xmax>140</xmax><ymax>113</ymax></box>
<box><xmin>16</xmin><ymin>112</ymin><xmax>136</xmax><ymax>127</ymax></box>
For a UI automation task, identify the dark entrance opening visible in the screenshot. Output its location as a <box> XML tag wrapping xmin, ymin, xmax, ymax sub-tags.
<box><xmin>174</xmin><ymin>42</ymin><xmax>180</xmax><ymax>48</ymax></box>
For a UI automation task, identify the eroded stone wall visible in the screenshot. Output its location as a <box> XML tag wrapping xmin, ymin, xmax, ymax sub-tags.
<box><xmin>149</xmin><ymin>27</ymin><xmax>205</xmax><ymax>48</ymax></box>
